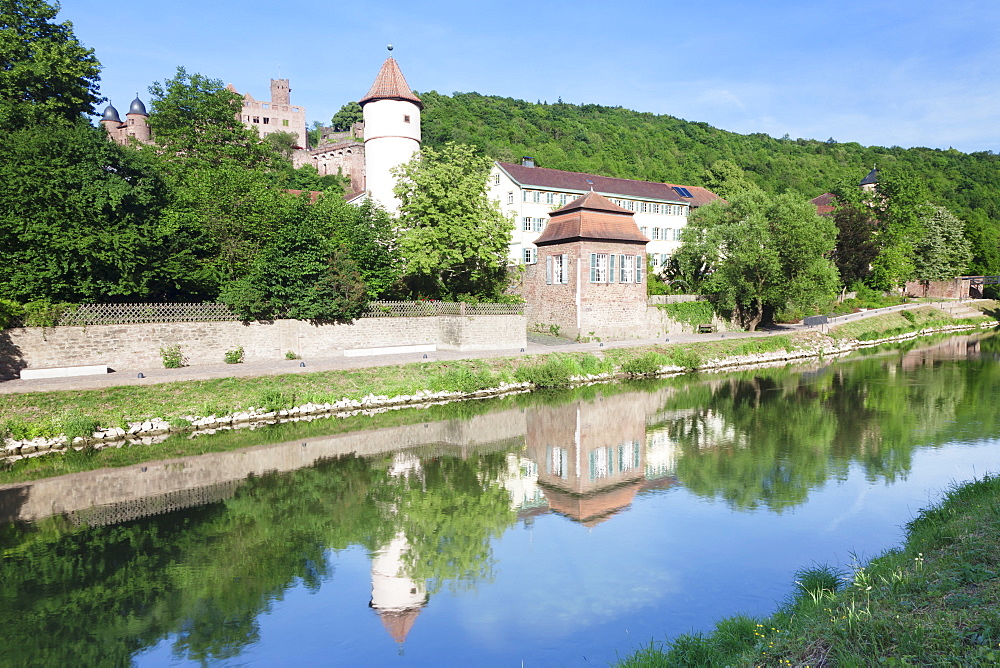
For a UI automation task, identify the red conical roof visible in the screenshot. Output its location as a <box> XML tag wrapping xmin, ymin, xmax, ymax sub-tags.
<box><xmin>359</xmin><ymin>58</ymin><xmax>423</xmax><ymax>108</ymax></box>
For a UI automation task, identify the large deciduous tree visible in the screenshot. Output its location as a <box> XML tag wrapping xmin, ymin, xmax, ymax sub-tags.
<box><xmin>0</xmin><ymin>0</ymin><xmax>101</xmax><ymax>128</ymax></box>
<box><xmin>393</xmin><ymin>142</ymin><xmax>512</xmax><ymax>299</ymax></box>
<box><xmin>330</xmin><ymin>101</ymin><xmax>362</xmax><ymax>132</ymax></box>
<box><xmin>0</xmin><ymin>121</ymin><xmax>167</xmax><ymax>301</ymax></box>
<box><xmin>677</xmin><ymin>188</ymin><xmax>839</xmax><ymax>330</ymax></box>
<box><xmin>912</xmin><ymin>205</ymin><xmax>973</xmax><ymax>281</ymax></box>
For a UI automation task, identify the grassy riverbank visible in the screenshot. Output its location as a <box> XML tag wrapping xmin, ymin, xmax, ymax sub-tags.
<box><xmin>617</xmin><ymin>473</ymin><xmax>1000</xmax><ymax>666</ymax></box>
<box><xmin>1</xmin><ymin>303</ymin><xmax>995</xmax><ymax>482</ymax></box>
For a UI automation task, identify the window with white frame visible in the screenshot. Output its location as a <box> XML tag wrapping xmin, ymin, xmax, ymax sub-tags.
<box><xmin>651</xmin><ymin>227</ymin><xmax>661</xmax><ymax>240</ymax></box>
<box><xmin>590</xmin><ymin>253</ymin><xmax>609</xmax><ymax>282</ymax></box>
<box><xmin>532</xmin><ymin>191</ymin><xmax>541</xmax><ymax>203</ymax></box>
<box><xmin>625</xmin><ymin>200</ymin><xmax>635</xmax><ymax>211</ymax></box>
<box><xmin>507</xmin><ymin>191</ymin><xmax>514</xmax><ymax>204</ymax></box>
<box><xmin>523</xmin><ymin>217</ymin><xmax>533</xmax><ymax>232</ymax></box>
<box><xmin>546</xmin><ymin>253</ymin><xmax>569</xmax><ymax>284</ymax></box>
<box><xmin>523</xmin><ymin>190</ymin><xmax>531</xmax><ymax>202</ymax></box>
<box><xmin>620</xmin><ymin>254</ymin><xmax>635</xmax><ymax>283</ymax></box>
<box><xmin>640</xmin><ymin>201</ymin><xmax>649</xmax><ymax>213</ymax></box>
<box><xmin>641</xmin><ymin>226</ymin><xmax>649</xmax><ymax>237</ymax></box>
<box><xmin>652</xmin><ymin>203</ymin><xmax>660</xmax><ymax>214</ymax></box>
<box><xmin>523</xmin><ymin>247</ymin><xmax>537</xmax><ymax>264</ymax></box>
<box><xmin>635</xmin><ymin>254</ymin><xmax>643</xmax><ymax>282</ymax></box>
<box><xmin>560</xmin><ymin>193</ymin><xmax>568</xmax><ymax>206</ymax></box>
<box><xmin>545</xmin><ymin>192</ymin><xmax>554</xmax><ymax>204</ymax></box>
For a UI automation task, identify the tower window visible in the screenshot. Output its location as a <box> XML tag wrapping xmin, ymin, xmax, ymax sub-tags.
<box><xmin>404</xmin><ymin>115</ymin><xmax>410</xmax><ymax>123</ymax></box>
<box><xmin>282</xmin><ymin>119</ymin><xmax>289</xmax><ymax>126</ymax></box>
<box><xmin>252</xmin><ymin>116</ymin><xmax>260</xmax><ymax>123</ymax></box>
<box><xmin>263</xmin><ymin>117</ymin><xmax>269</xmax><ymax>124</ymax></box>
<box><xmin>262</xmin><ymin>103</ymin><xmax>269</xmax><ymax>109</ymax></box>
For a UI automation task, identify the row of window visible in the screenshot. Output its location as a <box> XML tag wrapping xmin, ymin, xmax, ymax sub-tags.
<box><xmin>243</xmin><ymin>101</ymin><xmax>301</xmax><ymax>113</ymax></box>
<box><xmin>536</xmin><ymin>253</ymin><xmax>645</xmax><ymax>283</ymax></box>
<box><xmin>642</xmin><ymin>227</ymin><xmax>682</xmax><ymax>241</ymax></box>
<box><xmin>244</xmin><ymin>116</ymin><xmax>291</xmax><ymax>127</ymax></box>
<box><xmin>517</xmin><ymin>189</ymin><xmax>688</xmax><ymax>215</ymax></box>
<box><xmin>522</xmin><ymin>217</ymin><xmax>546</xmax><ymax>232</ymax></box>
<box><xmin>590</xmin><ymin>253</ymin><xmax>644</xmax><ymax>283</ymax></box>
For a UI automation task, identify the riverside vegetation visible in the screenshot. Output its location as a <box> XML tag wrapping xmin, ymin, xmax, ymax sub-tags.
<box><xmin>617</xmin><ymin>473</ymin><xmax>1000</xmax><ymax>667</ymax></box>
<box><xmin>1</xmin><ymin>304</ymin><xmax>996</xmax><ymax>483</ymax></box>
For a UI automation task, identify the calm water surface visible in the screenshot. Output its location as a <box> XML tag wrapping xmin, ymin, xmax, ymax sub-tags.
<box><xmin>2</xmin><ymin>333</ymin><xmax>999</xmax><ymax>666</ymax></box>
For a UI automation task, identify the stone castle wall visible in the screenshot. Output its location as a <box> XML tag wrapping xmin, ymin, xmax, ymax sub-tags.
<box><xmin>2</xmin><ymin>315</ymin><xmax>526</xmax><ymax>377</ymax></box>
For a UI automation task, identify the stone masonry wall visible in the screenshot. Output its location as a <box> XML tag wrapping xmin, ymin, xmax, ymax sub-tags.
<box><xmin>524</xmin><ymin>240</ymin><xmax>648</xmax><ymax>340</ymax></box>
<box><xmin>2</xmin><ymin>316</ymin><xmax>526</xmax><ymax>376</ymax></box>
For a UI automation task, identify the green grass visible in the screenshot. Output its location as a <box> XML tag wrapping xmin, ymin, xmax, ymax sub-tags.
<box><xmin>616</xmin><ymin>474</ymin><xmax>1000</xmax><ymax>666</ymax></box>
<box><xmin>830</xmin><ymin>306</ymin><xmax>988</xmax><ymax>341</ymax></box>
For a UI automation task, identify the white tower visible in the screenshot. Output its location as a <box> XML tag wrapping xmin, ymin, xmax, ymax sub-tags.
<box><xmin>359</xmin><ymin>46</ymin><xmax>422</xmax><ymax>215</ymax></box>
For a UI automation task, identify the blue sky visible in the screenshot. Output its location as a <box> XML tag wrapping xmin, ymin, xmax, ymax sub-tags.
<box><xmin>59</xmin><ymin>0</ymin><xmax>1000</xmax><ymax>153</ymax></box>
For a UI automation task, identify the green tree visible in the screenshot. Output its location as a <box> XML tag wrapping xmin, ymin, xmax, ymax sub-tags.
<box><xmin>263</xmin><ymin>130</ymin><xmax>298</xmax><ymax>159</ymax></box>
<box><xmin>912</xmin><ymin>205</ymin><xmax>973</xmax><ymax>281</ymax></box>
<box><xmin>330</xmin><ymin>101</ymin><xmax>362</xmax><ymax>132</ymax></box>
<box><xmin>702</xmin><ymin>159</ymin><xmax>756</xmax><ymax>199</ymax></box>
<box><xmin>147</xmin><ymin>67</ymin><xmax>273</xmax><ymax>172</ymax></box>
<box><xmin>680</xmin><ymin>188</ymin><xmax>839</xmax><ymax>330</ymax></box>
<box><xmin>866</xmin><ymin>170</ymin><xmax>931</xmax><ymax>291</ymax></box>
<box><xmin>0</xmin><ymin>120</ymin><xmax>167</xmax><ymax>301</ymax></box>
<box><xmin>831</xmin><ymin>203</ymin><xmax>879</xmax><ymax>287</ymax></box>
<box><xmin>393</xmin><ymin>142</ymin><xmax>513</xmax><ymax>299</ymax></box>
<box><xmin>0</xmin><ymin>0</ymin><xmax>101</xmax><ymax>128</ymax></box>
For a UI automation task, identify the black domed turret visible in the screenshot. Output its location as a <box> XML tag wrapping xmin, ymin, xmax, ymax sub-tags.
<box><xmin>128</xmin><ymin>97</ymin><xmax>147</xmax><ymax>116</ymax></box>
<box><xmin>101</xmin><ymin>103</ymin><xmax>122</xmax><ymax>123</ymax></box>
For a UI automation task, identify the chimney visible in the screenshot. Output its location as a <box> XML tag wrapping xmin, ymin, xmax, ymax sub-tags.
<box><xmin>521</xmin><ymin>156</ymin><xmax>535</xmax><ymax>168</ymax></box>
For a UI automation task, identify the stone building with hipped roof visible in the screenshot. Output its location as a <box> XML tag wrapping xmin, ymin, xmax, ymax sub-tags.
<box><xmin>523</xmin><ymin>191</ymin><xmax>649</xmax><ymax>340</ymax></box>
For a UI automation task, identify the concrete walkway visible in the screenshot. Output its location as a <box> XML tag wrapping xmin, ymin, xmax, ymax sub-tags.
<box><xmin>0</xmin><ymin>300</ymin><xmax>985</xmax><ymax>396</ymax></box>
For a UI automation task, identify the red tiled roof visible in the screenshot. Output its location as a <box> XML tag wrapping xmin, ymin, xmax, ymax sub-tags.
<box><xmin>534</xmin><ymin>191</ymin><xmax>649</xmax><ymax>246</ymax></box>
<box><xmin>359</xmin><ymin>58</ymin><xmax>423</xmax><ymax>108</ymax></box>
<box><xmin>811</xmin><ymin>192</ymin><xmax>837</xmax><ymax>216</ymax></box>
<box><xmin>498</xmin><ymin>162</ymin><xmax>721</xmax><ymax>208</ymax></box>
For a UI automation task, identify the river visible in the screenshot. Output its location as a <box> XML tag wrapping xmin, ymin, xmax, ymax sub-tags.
<box><xmin>1</xmin><ymin>332</ymin><xmax>998</xmax><ymax>666</ymax></box>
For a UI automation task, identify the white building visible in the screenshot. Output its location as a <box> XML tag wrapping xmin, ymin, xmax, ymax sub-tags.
<box><xmin>357</xmin><ymin>51</ymin><xmax>422</xmax><ymax>215</ymax></box>
<box><xmin>488</xmin><ymin>159</ymin><xmax>722</xmax><ymax>271</ymax></box>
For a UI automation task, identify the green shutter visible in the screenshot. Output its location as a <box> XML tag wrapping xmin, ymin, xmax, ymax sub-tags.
<box><xmin>590</xmin><ymin>254</ymin><xmax>597</xmax><ymax>282</ymax></box>
<box><xmin>609</xmin><ymin>254</ymin><xmax>616</xmax><ymax>283</ymax></box>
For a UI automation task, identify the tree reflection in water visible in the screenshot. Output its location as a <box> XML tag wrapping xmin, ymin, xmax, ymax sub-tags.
<box><xmin>0</xmin><ymin>333</ymin><xmax>996</xmax><ymax>663</ymax></box>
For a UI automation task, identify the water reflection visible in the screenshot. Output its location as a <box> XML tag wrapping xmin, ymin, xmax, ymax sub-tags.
<box><xmin>0</xmin><ymin>333</ymin><xmax>997</xmax><ymax>664</ymax></box>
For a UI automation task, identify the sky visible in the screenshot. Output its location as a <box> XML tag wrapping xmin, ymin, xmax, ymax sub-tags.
<box><xmin>58</xmin><ymin>0</ymin><xmax>1000</xmax><ymax>153</ymax></box>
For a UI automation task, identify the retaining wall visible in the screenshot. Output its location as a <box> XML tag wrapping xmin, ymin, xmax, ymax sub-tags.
<box><xmin>1</xmin><ymin>315</ymin><xmax>526</xmax><ymax>377</ymax></box>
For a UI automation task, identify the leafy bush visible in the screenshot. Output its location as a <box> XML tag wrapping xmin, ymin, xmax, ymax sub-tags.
<box><xmin>55</xmin><ymin>411</ymin><xmax>101</xmax><ymax>441</ymax></box>
<box><xmin>621</xmin><ymin>352</ymin><xmax>666</xmax><ymax>376</ymax></box>
<box><xmin>160</xmin><ymin>344</ymin><xmax>184</xmax><ymax>368</ymax></box>
<box><xmin>667</xmin><ymin>348</ymin><xmax>703</xmax><ymax>370</ymax></box>
<box><xmin>659</xmin><ymin>301</ymin><xmax>716</xmax><ymax>330</ymax></box>
<box><xmin>514</xmin><ymin>355</ymin><xmax>577</xmax><ymax>388</ymax></box>
<box><xmin>22</xmin><ymin>300</ymin><xmax>75</xmax><ymax>327</ymax></box>
<box><xmin>285</xmin><ymin>350</ymin><xmax>300</xmax><ymax>360</ymax></box>
<box><xmin>257</xmin><ymin>389</ymin><xmax>295</xmax><ymax>412</ymax></box>
<box><xmin>224</xmin><ymin>346</ymin><xmax>244</xmax><ymax>364</ymax></box>
<box><xmin>0</xmin><ymin>299</ymin><xmax>24</xmax><ymax>329</ymax></box>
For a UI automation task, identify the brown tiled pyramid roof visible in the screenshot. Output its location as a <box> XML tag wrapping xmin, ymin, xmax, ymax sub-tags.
<box><xmin>498</xmin><ymin>162</ymin><xmax>721</xmax><ymax>208</ymax></box>
<box><xmin>534</xmin><ymin>191</ymin><xmax>650</xmax><ymax>246</ymax></box>
<box><xmin>811</xmin><ymin>192</ymin><xmax>837</xmax><ymax>216</ymax></box>
<box><xmin>359</xmin><ymin>58</ymin><xmax>423</xmax><ymax>108</ymax></box>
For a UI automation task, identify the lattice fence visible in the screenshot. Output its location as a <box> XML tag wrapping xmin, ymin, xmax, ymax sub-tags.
<box><xmin>56</xmin><ymin>303</ymin><xmax>240</xmax><ymax>326</ymax></box>
<box><xmin>41</xmin><ymin>301</ymin><xmax>522</xmax><ymax>326</ymax></box>
<box><xmin>360</xmin><ymin>301</ymin><xmax>524</xmax><ymax>317</ymax></box>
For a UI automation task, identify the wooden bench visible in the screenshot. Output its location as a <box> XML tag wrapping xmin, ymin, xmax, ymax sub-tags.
<box><xmin>697</xmin><ymin>324</ymin><xmax>716</xmax><ymax>334</ymax></box>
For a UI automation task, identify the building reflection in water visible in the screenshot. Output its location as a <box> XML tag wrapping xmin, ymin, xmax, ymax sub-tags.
<box><xmin>369</xmin><ymin>453</ymin><xmax>428</xmax><ymax>645</ymax></box>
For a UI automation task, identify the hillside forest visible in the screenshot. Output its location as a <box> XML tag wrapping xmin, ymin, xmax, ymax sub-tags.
<box><xmin>1</xmin><ymin>1</ymin><xmax>998</xmax><ymax>329</ymax></box>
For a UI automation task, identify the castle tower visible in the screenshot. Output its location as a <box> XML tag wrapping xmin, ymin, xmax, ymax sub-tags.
<box><xmin>100</xmin><ymin>103</ymin><xmax>124</xmax><ymax>143</ymax></box>
<box><xmin>359</xmin><ymin>47</ymin><xmax>422</xmax><ymax>215</ymax></box>
<box><xmin>270</xmin><ymin>78</ymin><xmax>290</xmax><ymax>105</ymax></box>
<box><xmin>125</xmin><ymin>97</ymin><xmax>150</xmax><ymax>143</ymax></box>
